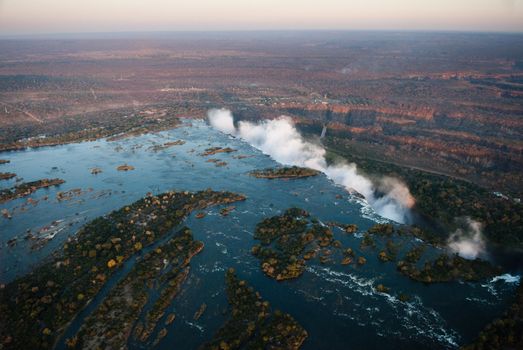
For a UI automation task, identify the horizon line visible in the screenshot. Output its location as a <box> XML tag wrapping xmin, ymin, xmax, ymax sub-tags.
<box><xmin>1</xmin><ymin>28</ymin><xmax>523</xmax><ymax>40</ymax></box>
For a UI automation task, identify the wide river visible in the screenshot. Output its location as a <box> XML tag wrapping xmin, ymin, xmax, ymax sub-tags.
<box><xmin>0</xmin><ymin>120</ymin><xmax>519</xmax><ymax>349</ymax></box>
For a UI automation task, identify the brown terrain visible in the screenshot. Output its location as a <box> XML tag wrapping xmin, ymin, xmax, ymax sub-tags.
<box><xmin>0</xmin><ymin>31</ymin><xmax>522</xmax><ymax>196</ymax></box>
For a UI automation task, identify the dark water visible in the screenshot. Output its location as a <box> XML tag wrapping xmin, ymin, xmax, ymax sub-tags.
<box><xmin>0</xmin><ymin>120</ymin><xmax>519</xmax><ymax>349</ymax></box>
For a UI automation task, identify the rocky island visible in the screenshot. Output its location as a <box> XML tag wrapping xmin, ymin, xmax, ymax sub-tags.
<box><xmin>251</xmin><ymin>208</ymin><xmax>349</xmax><ymax>280</ymax></box>
<box><xmin>116</xmin><ymin>164</ymin><xmax>135</xmax><ymax>171</ymax></box>
<box><xmin>362</xmin><ymin>225</ymin><xmax>501</xmax><ymax>283</ymax></box>
<box><xmin>0</xmin><ymin>189</ymin><xmax>246</xmax><ymax>350</ymax></box>
<box><xmin>0</xmin><ymin>178</ymin><xmax>65</xmax><ymax>204</ymax></box>
<box><xmin>73</xmin><ymin>227</ymin><xmax>203</xmax><ymax>349</ymax></box>
<box><xmin>149</xmin><ymin>140</ymin><xmax>185</xmax><ymax>152</ymax></box>
<box><xmin>200</xmin><ymin>147</ymin><xmax>236</xmax><ymax>157</ymax></box>
<box><xmin>396</xmin><ymin>254</ymin><xmax>501</xmax><ymax>283</ymax></box>
<box><xmin>0</xmin><ymin>172</ymin><xmax>16</xmax><ymax>181</ymax></box>
<box><xmin>200</xmin><ymin>268</ymin><xmax>308</xmax><ymax>350</ymax></box>
<box><xmin>249</xmin><ymin>166</ymin><xmax>320</xmax><ymax>179</ymax></box>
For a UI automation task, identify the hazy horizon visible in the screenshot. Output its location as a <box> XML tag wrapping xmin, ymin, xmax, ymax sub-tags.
<box><xmin>1</xmin><ymin>0</ymin><xmax>523</xmax><ymax>36</ymax></box>
<box><xmin>2</xmin><ymin>29</ymin><xmax>523</xmax><ymax>41</ymax></box>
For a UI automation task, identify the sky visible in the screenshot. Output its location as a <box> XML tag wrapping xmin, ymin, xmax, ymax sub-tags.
<box><xmin>1</xmin><ymin>0</ymin><xmax>523</xmax><ymax>36</ymax></box>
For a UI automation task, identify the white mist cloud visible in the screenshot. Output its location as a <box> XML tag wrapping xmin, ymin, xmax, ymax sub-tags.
<box><xmin>373</xmin><ymin>177</ymin><xmax>416</xmax><ymax>223</ymax></box>
<box><xmin>447</xmin><ymin>218</ymin><xmax>486</xmax><ymax>260</ymax></box>
<box><xmin>207</xmin><ymin>108</ymin><xmax>415</xmax><ymax>223</ymax></box>
<box><xmin>237</xmin><ymin>117</ymin><xmax>326</xmax><ymax>170</ymax></box>
<box><xmin>208</xmin><ymin>108</ymin><xmax>236</xmax><ymax>134</ymax></box>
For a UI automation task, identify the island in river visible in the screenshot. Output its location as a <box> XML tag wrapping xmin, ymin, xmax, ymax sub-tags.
<box><xmin>249</xmin><ymin>166</ymin><xmax>320</xmax><ymax>179</ymax></box>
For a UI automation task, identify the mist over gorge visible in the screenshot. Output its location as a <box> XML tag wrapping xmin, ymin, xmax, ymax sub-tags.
<box><xmin>208</xmin><ymin>108</ymin><xmax>415</xmax><ymax>224</ymax></box>
<box><xmin>208</xmin><ymin>109</ymin><xmax>502</xmax><ymax>262</ymax></box>
<box><xmin>447</xmin><ymin>217</ymin><xmax>487</xmax><ymax>260</ymax></box>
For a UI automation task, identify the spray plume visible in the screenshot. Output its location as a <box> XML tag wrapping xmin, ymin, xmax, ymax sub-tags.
<box><xmin>447</xmin><ymin>218</ymin><xmax>486</xmax><ymax>260</ymax></box>
<box><xmin>208</xmin><ymin>108</ymin><xmax>415</xmax><ymax>223</ymax></box>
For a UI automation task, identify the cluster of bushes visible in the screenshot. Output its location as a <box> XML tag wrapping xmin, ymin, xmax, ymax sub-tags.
<box><xmin>249</xmin><ymin>166</ymin><xmax>319</xmax><ymax>179</ymax></box>
<box><xmin>0</xmin><ymin>178</ymin><xmax>65</xmax><ymax>203</ymax></box>
<box><xmin>252</xmin><ymin>208</ymin><xmax>344</xmax><ymax>280</ymax></box>
<box><xmin>200</xmin><ymin>269</ymin><xmax>307</xmax><ymax>350</ymax></box>
<box><xmin>73</xmin><ymin>228</ymin><xmax>202</xmax><ymax>349</ymax></box>
<box><xmin>0</xmin><ymin>189</ymin><xmax>245</xmax><ymax>349</ymax></box>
